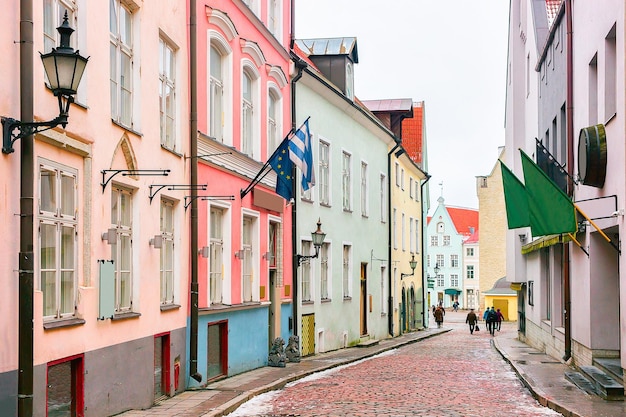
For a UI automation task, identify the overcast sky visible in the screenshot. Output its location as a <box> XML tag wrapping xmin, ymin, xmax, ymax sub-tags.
<box><xmin>295</xmin><ymin>0</ymin><xmax>510</xmax><ymax>212</ymax></box>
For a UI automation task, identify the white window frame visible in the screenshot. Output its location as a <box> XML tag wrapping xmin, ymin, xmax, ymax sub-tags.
<box><xmin>430</xmin><ymin>235</ymin><xmax>438</xmax><ymax>246</ymax></box>
<box><xmin>466</xmin><ymin>247</ymin><xmax>475</xmax><ymax>257</ymax></box>
<box><xmin>451</xmin><ymin>254</ymin><xmax>459</xmax><ymax>268</ymax></box>
<box><xmin>380</xmin><ymin>173</ymin><xmax>387</xmax><ymax>223</ymax></box>
<box><xmin>208</xmin><ymin>32</ymin><xmax>233</xmax><ymax>145</ymax></box>
<box><xmin>395</xmin><ymin>162</ymin><xmax>400</xmax><ymax>187</ymax></box>
<box><xmin>159</xmin><ymin>36</ymin><xmax>177</xmax><ymax>149</ymax></box>
<box><xmin>320</xmin><ymin>242</ymin><xmax>330</xmax><ymax>300</ymax></box>
<box><xmin>436</xmin><ymin>274</ymin><xmax>444</xmax><ymax>287</ymax></box>
<box><xmin>342</xmin><ymin>151</ymin><xmax>352</xmax><ymax>211</ymax></box>
<box><xmin>241</xmin><ymin>210</ymin><xmax>260</xmax><ymax>302</ymax></box>
<box><xmin>467</xmin><ymin>265</ymin><xmax>475</xmax><ymax>279</ymax></box>
<box><xmin>301</xmin><ymin>240</ymin><xmax>312</xmax><ymax>302</ymax></box>
<box><xmin>241</xmin><ymin>61</ymin><xmax>260</xmax><ymax>159</ymax></box>
<box><xmin>443</xmin><ymin>235</ymin><xmax>451</xmax><ymax>246</ymax></box>
<box><xmin>110</xmin><ymin>0</ymin><xmax>134</xmax><ymax>127</ymax></box>
<box><xmin>160</xmin><ymin>199</ymin><xmax>175</xmax><ymax>305</ymax></box>
<box><xmin>209</xmin><ymin>206</ymin><xmax>224</xmax><ymax>305</ymax></box>
<box><xmin>393</xmin><ymin>208</ymin><xmax>398</xmax><ymax>249</ymax></box>
<box><xmin>111</xmin><ymin>186</ymin><xmax>134</xmax><ymax>312</ymax></box>
<box><xmin>436</xmin><ymin>254</ymin><xmax>444</xmax><ymax>268</ymax></box>
<box><xmin>38</xmin><ymin>161</ymin><xmax>78</xmax><ymax>320</ymax></box>
<box><xmin>409</xmin><ymin>177</ymin><xmax>414</xmax><ymax>199</ymax></box>
<box><xmin>267</xmin><ymin>0</ymin><xmax>283</xmax><ymax>43</ymax></box>
<box><xmin>401</xmin><ymin>213</ymin><xmax>406</xmax><ymax>251</ymax></box>
<box><xmin>319</xmin><ymin>139</ymin><xmax>330</xmax><ymax>205</ymax></box>
<box><xmin>159</xmin><ymin>36</ymin><xmax>177</xmax><ymax>150</ymax></box>
<box><xmin>409</xmin><ymin>218</ymin><xmax>414</xmax><ymax>253</ymax></box>
<box><xmin>360</xmin><ymin>161</ymin><xmax>368</xmax><ymax>217</ymax></box>
<box><xmin>267</xmin><ymin>84</ymin><xmax>283</xmax><ymax>154</ymax></box>
<box><xmin>343</xmin><ymin>244</ymin><xmax>351</xmax><ymax>298</ymax></box>
<box><xmin>451</xmin><ymin>274</ymin><xmax>459</xmax><ymax>287</ymax></box>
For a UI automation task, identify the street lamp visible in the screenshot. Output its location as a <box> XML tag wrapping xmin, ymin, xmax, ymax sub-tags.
<box><xmin>434</xmin><ymin>262</ymin><xmax>440</xmax><ymax>275</ymax></box>
<box><xmin>400</xmin><ymin>254</ymin><xmax>418</xmax><ymax>279</ymax></box>
<box><xmin>2</xmin><ymin>12</ymin><xmax>89</xmax><ymax>154</ymax></box>
<box><xmin>296</xmin><ymin>219</ymin><xmax>326</xmax><ymax>266</ymax></box>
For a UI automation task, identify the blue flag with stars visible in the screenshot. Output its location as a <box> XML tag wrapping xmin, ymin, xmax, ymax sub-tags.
<box><xmin>269</xmin><ymin>139</ymin><xmax>294</xmax><ymax>201</ymax></box>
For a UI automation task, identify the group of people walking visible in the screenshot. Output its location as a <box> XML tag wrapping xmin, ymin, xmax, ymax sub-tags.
<box><xmin>432</xmin><ymin>303</ymin><xmax>505</xmax><ymax>335</ymax></box>
<box><xmin>465</xmin><ymin>307</ymin><xmax>504</xmax><ymax>335</ymax></box>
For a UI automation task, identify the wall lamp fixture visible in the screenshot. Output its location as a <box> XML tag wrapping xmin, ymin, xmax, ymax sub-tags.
<box><xmin>400</xmin><ymin>254</ymin><xmax>418</xmax><ymax>279</ymax></box>
<box><xmin>296</xmin><ymin>219</ymin><xmax>326</xmax><ymax>266</ymax></box>
<box><xmin>149</xmin><ymin>235</ymin><xmax>163</xmax><ymax>249</ymax></box>
<box><xmin>2</xmin><ymin>13</ymin><xmax>88</xmax><ymax>154</ymax></box>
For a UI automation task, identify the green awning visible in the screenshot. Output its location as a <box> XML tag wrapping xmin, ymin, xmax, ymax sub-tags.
<box><xmin>444</xmin><ymin>288</ymin><xmax>461</xmax><ymax>295</ymax></box>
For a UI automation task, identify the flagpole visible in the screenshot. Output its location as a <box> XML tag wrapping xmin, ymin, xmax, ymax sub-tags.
<box><xmin>240</xmin><ymin>128</ymin><xmax>295</xmax><ymax>199</ymax></box>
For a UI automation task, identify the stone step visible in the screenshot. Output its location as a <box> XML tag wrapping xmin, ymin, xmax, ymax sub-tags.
<box><xmin>579</xmin><ymin>365</ymin><xmax>624</xmax><ymax>401</ymax></box>
<box><xmin>564</xmin><ymin>371</ymin><xmax>598</xmax><ymax>396</ymax></box>
<box><xmin>356</xmin><ymin>339</ymin><xmax>379</xmax><ymax>348</ymax></box>
<box><xmin>594</xmin><ymin>358</ymin><xmax>624</xmax><ymax>385</ymax></box>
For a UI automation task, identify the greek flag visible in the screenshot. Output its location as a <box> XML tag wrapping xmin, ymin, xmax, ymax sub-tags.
<box><xmin>289</xmin><ymin>119</ymin><xmax>315</xmax><ymax>191</ymax></box>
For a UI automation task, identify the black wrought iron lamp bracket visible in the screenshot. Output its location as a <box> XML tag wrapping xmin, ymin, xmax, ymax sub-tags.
<box><xmin>296</xmin><ymin>245</ymin><xmax>321</xmax><ymax>266</ymax></box>
<box><xmin>101</xmin><ymin>169</ymin><xmax>171</xmax><ymax>192</ymax></box>
<box><xmin>149</xmin><ymin>184</ymin><xmax>207</xmax><ymax>203</ymax></box>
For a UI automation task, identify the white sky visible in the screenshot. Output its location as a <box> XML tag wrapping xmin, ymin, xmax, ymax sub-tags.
<box><xmin>295</xmin><ymin>0</ymin><xmax>510</xmax><ymax>211</ymax></box>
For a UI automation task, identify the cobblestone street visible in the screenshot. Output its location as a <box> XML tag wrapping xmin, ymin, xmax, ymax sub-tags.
<box><xmin>228</xmin><ymin>312</ymin><xmax>562</xmax><ymax>417</ymax></box>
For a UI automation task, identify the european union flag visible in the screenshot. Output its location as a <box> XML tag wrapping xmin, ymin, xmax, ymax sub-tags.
<box><xmin>269</xmin><ymin>139</ymin><xmax>294</xmax><ymax>201</ymax></box>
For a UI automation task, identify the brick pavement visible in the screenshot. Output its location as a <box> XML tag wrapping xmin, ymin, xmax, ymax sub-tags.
<box><xmin>115</xmin><ymin>311</ymin><xmax>626</xmax><ymax>417</ymax></box>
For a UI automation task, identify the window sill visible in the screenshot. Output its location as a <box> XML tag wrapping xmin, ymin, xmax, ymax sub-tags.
<box><xmin>111</xmin><ymin>119</ymin><xmax>143</xmax><ymax>137</ymax></box>
<box><xmin>302</xmin><ymin>300</ymin><xmax>314</xmax><ymax>305</ymax></box>
<box><xmin>343</xmin><ymin>208</ymin><xmax>353</xmax><ymax>213</ymax></box>
<box><xmin>161</xmin><ymin>144</ymin><xmax>183</xmax><ymax>158</ymax></box>
<box><xmin>343</xmin><ymin>296</ymin><xmax>352</xmax><ymax>302</ymax></box>
<box><xmin>160</xmin><ymin>303</ymin><xmax>181</xmax><ymax>312</ymax></box>
<box><xmin>320</xmin><ymin>202</ymin><xmax>331</xmax><ymax>208</ymax></box>
<box><xmin>112</xmin><ymin>311</ymin><xmax>141</xmax><ymax>321</ymax></box>
<box><xmin>300</xmin><ymin>197</ymin><xmax>313</xmax><ymax>204</ymax></box>
<box><xmin>43</xmin><ymin>317</ymin><xmax>86</xmax><ymax>330</ymax></box>
<box><xmin>321</xmin><ymin>298</ymin><xmax>331</xmax><ymax>303</ymax></box>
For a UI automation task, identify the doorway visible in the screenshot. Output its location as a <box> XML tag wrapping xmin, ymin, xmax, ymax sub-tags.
<box><xmin>207</xmin><ymin>320</ymin><xmax>228</xmax><ymax>381</ymax></box>
<box><xmin>47</xmin><ymin>355</ymin><xmax>84</xmax><ymax>417</ymax></box>
<box><xmin>154</xmin><ymin>333</ymin><xmax>170</xmax><ymax>402</ymax></box>
<box><xmin>360</xmin><ymin>263</ymin><xmax>368</xmax><ymax>336</ymax></box>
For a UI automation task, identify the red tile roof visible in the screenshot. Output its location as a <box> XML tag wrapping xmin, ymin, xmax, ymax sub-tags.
<box><xmin>401</xmin><ymin>101</ymin><xmax>424</xmax><ymax>165</ymax></box>
<box><xmin>447</xmin><ymin>206</ymin><xmax>479</xmax><ymax>238</ymax></box>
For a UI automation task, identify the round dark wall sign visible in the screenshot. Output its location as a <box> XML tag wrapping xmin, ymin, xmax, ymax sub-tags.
<box><xmin>578</xmin><ymin>124</ymin><xmax>607</xmax><ymax>188</ymax></box>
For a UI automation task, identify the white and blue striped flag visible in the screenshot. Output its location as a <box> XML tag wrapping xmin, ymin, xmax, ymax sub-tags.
<box><xmin>289</xmin><ymin>119</ymin><xmax>315</xmax><ymax>191</ymax></box>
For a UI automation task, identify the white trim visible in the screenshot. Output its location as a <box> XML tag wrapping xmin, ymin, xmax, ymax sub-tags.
<box><xmin>207</xmin><ymin>7</ymin><xmax>238</xmax><ymax>41</ymax></box>
<box><xmin>267</xmin><ymin>65</ymin><xmax>288</xmax><ymax>88</ymax></box>
<box><xmin>240</xmin><ymin>39</ymin><xmax>266</xmax><ymax>67</ymax></box>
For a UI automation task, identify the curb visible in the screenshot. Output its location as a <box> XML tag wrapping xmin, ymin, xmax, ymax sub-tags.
<box><xmin>492</xmin><ymin>337</ymin><xmax>582</xmax><ymax>417</ymax></box>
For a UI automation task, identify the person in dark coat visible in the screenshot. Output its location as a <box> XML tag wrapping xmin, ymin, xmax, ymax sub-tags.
<box><xmin>496</xmin><ymin>308</ymin><xmax>505</xmax><ymax>331</ymax></box>
<box><xmin>434</xmin><ymin>306</ymin><xmax>444</xmax><ymax>328</ymax></box>
<box><xmin>466</xmin><ymin>308</ymin><xmax>478</xmax><ymax>334</ymax></box>
<box><xmin>486</xmin><ymin>307</ymin><xmax>498</xmax><ymax>336</ymax></box>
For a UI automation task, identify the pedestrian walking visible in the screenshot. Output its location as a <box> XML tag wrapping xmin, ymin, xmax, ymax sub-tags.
<box><xmin>453</xmin><ymin>301</ymin><xmax>459</xmax><ymax>312</ymax></box>
<box><xmin>466</xmin><ymin>308</ymin><xmax>477</xmax><ymax>334</ymax></box>
<box><xmin>432</xmin><ymin>305</ymin><xmax>436</xmax><ymax>316</ymax></box>
<box><xmin>482</xmin><ymin>307</ymin><xmax>489</xmax><ymax>323</ymax></box>
<box><xmin>434</xmin><ymin>305</ymin><xmax>444</xmax><ymax>328</ymax></box>
<box><xmin>486</xmin><ymin>307</ymin><xmax>497</xmax><ymax>336</ymax></box>
<box><xmin>496</xmin><ymin>308</ymin><xmax>504</xmax><ymax>331</ymax></box>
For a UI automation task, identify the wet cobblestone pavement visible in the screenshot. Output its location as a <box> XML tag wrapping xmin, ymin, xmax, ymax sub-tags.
<box><xmin>227</xmin><ymin>319</ymin><xmax>562</xmax><ymax>417</ymax></box>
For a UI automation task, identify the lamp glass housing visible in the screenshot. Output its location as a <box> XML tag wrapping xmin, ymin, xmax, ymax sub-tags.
<box><xmin>409</xmin><ymin>255</ymin><xmax>417</xmax><ymax>271</ymax></box>
<box><xmin>41</xmin><ymin>51</ymin><xmax>88</xmax><ymax>95</ymax></box>
<box><xmin>311</xmin><ymin>219</ymin><xmax>326</xmax><ymax>248</ymax></box>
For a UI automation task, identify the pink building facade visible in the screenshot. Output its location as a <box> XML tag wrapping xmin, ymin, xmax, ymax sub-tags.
<box><xmin>191</xmin><ymin>0</ymin><xmax>293</xmax><ymax>382</ymax></box>
<box><xmin>2</xmin><ymin>1</ymin><xmax>191</xmax><ymax>415</ymax></box>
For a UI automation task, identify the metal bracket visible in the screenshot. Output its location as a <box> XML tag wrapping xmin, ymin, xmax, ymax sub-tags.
<box><xmin>101</xmin><ymin>169</ymin><xmax>170</xmax><ymax>192</ymax></box>
<box><xmin>183</xmin><ymin>195</ymin><xmax>235</xmax><ymax>210</ymax></box>
<box><xmin>149</xmin><ymin>184</ymin><xmax>207</xmax><ymax>203</ymax></box>
<box><xmin>2</xmin><ymin>114</ymin><xmax>67</xmax><ymax>154</ymax></box>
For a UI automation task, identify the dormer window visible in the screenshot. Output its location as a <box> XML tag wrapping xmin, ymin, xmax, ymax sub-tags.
<box><xmin>345</xmin><ymin>61</ymin><xmax>354</xmax><ymax>100</ymax></box>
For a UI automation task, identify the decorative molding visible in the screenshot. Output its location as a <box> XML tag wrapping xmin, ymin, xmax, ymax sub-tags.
<box><xmin>266</xmin><ymin>64</ymin><xmax>288</xmax><ymax>88</ymax></box>
<box><xmin>206</xmin><ymin>7</ymin><xmax>238</xmax><ymax>41</ymax></box>
<box><xmin>240</xmin><ymin>38</ymin><xmax>266</xmax><ymax>67</ymax></box>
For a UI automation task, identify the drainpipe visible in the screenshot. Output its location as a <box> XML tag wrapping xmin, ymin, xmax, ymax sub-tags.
<box><xmin>188</xmin><ymin>0</ymin><xmax>202</xmax><ymax>383</ymax></box>
<box><xmin>18</xmin><ymin>0</ymin><xmax>34</xmax><ymax>415</ymax></box>
<box><xmin>387</xmin><ymin>142</ymin><xmax>401</xmax><ymax>336</ymax></box>
<box><xmin>563</xmin><ymin>0</ymin><xmax>573</xmax><ymax>362</ymax></box>
<box><xmin>420</xmin><ymin>174</ymin><xmax>432</xmax><ymax>329</ymax></box>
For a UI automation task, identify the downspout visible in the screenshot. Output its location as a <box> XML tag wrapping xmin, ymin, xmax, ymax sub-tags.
<box><xmin>387</xmin><ymin>142</ymin><xmax>401</xmax><ymax>336</ymax></box>
<box><xmin>290</xmin><ymin>59</ymin><xmax>306</xmax><ymax>335</ymax></box>
<box><xmin>18</xmin><ymin>0</ymin><xmax>34</xmax><ymax>415</ymax></box>
<box><xmin>420</xmin><ymin>174</ymin><xmax>432</xmax><ymax>329</ymax></box>
<box><xmin>188</xmin><ymin>0</ymin><xmax>202</xmax><ymax>382</ymax></box>
<box><xmin>563</xmin><ymin>0</ymin><xmax>573</xmax><ymax>362</ymax></box>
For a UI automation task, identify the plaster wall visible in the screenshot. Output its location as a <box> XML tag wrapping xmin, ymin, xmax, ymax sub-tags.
<box><xmin>295</xmin><ymin>78</ymin><xmax>392</xmax><ymax>351</ymax></box>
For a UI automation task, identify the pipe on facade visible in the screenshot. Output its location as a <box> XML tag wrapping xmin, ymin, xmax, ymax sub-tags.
<box><xmin>18</xmin><ymin>0</ymin><xmax>35</xmax><ymax>415</ymax></box>
<box><xmin>420</xmin><ymin>174</ymin><xmax>432</xmax><ymax>329</ymax></box>
<box><xmin>387</xmin><ymin>142</ymin><xmax>402</xmax><ymax>337</ymax></box>
<box><xmin>289</xmin><ymin>51</ymin><xmax>307</xmax><ymax>336</ymax></box>
<box><xmin>563</xmin><ymin>0</ymin><xmax>573</xmax><ymax>362</ymax></box>
<box><xmin>188</xmin><ymin>0</ymin><xmax>202</xmax><ymax>383</ymax></box>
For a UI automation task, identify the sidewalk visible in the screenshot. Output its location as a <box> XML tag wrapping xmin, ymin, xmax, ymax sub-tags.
<box><xmin>117</xmin><ymin>317</ymin><xmax>626</xmax><ymax>417</ymax></box>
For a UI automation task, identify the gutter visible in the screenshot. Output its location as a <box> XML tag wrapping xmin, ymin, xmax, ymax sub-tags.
<box><xmin>387</xmin><ymin>142</ymin><xmax>401</xmax><ymax>336</ymax></box>
<box><xmin>188</xmin><ymin>0</ymin><xmax>202</xmax><ymax>383</ymax></box>
<box><xmin>420</xmin><ymin>174</ymin><xmax>432</xmax><ymax>329</ymax></box>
